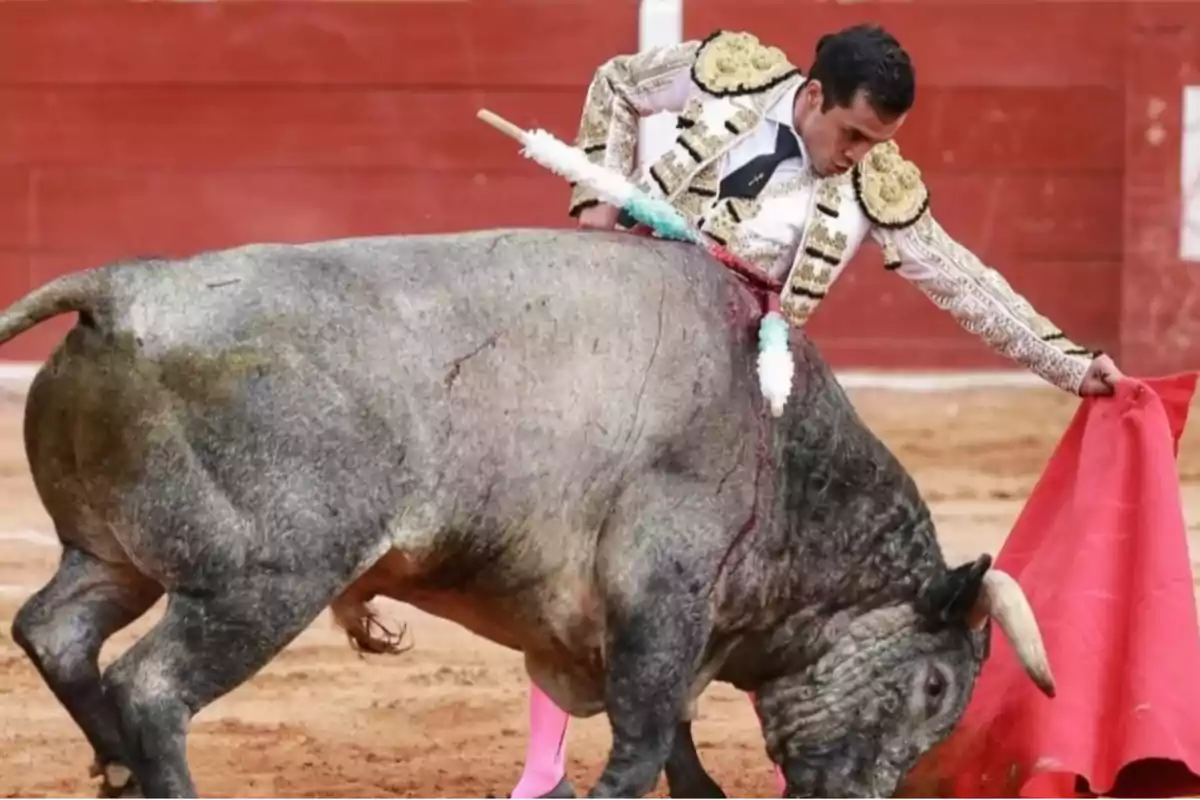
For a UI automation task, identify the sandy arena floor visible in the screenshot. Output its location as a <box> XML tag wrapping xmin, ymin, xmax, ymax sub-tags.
<box><xmin>1</xmin><ymin>379</ymin><xmax>1198</xmax><ymax>798</ymax></box>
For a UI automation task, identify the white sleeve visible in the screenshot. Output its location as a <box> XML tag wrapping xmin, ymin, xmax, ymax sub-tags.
<box><xmin>872</xmin><ymin>212</ymin><xmax>1095</xmax><ymax>395</ymax></box>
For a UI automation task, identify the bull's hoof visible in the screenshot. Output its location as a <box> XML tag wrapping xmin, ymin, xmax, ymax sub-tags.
<box><xmin>100</xmin><ymin>780</ymin><xmax>142</xmax><ymax>799</ymax></box>
<box><xmin>535</xmin><ymin>777</ymin><xmax>576</xmax><ymax>799</ymax></box>
<box><xmin>665</xmin><ymin>766</ymin><xmax>727</xmax><ymax>799</ymax></box>
<box><xmin>667</xmin><ymin>777</ymin><xmax>727</xmax><ymax>799</ymax></box>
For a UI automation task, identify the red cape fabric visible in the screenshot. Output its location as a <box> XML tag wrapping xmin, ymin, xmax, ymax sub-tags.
<box><xmin>906</xmin><ymin>374</ymin><xmax>1200</xmax><ymax>798</ymax></box>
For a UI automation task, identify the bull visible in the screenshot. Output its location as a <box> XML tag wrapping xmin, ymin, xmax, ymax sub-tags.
<box><xmin>1</xmin><ymin>227</ymin><xmax>1054</xmax><ymax>798</ymax></box>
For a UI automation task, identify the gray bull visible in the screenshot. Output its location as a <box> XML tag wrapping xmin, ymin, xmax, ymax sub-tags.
<box><xmin>1</xmin><ymin>228</ymin><xmax>1053</xmax><ymax>798</ymax></box>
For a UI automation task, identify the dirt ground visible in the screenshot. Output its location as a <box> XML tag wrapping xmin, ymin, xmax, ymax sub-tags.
<box><xmin>1</xmin><ymin>380</ymin><xmax>1198</xmax><ymax>798</ymax></box>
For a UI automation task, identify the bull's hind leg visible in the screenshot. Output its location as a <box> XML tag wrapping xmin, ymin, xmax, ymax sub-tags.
<box><xmin>11</xmin><ymin>544</ymin><xmax>162</xmax><ymax>797</ymax></box>
<box><xmin>99</xmin><ymin>569</ymin><xmax>354</xmax><ymax>797</ymax></box>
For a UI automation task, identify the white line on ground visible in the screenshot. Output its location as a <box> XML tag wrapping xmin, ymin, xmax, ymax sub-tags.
<box><xmin>0</xmin><ymin>361</ymin><xmax>1046</xmax><ymax>392</ymax></box>
<box><xmin>0</xmin><ymin>529</ymin><xmax>56</xmax><ymax>546</ymax></box>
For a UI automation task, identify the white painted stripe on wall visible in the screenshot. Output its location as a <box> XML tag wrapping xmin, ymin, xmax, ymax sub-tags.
<box><xmin>637</xmin><ymin>0</ymin><xmax>684</xmax><ymax>169</ymax></box>
<box><xmin>1182</xmin><ymin>85</ymin><xmax>1200</xmax><ymax>262</ymax></box>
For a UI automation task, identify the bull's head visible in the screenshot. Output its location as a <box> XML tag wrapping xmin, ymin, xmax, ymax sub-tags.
<box><xmin>753</xmin><ymin>554</ymin><xmax>1052</xmax><ymax>798</ymax></box>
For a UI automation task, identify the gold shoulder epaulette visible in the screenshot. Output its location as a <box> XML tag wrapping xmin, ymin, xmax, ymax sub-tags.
<box><xmin>852</xmin><ymin>140</ymin><xmax>930</xmax><ymax>229</ymax></box>
<box><xmin>691</xmin><ymin>30</ymin><xmax>799</xmax><ymax>97</ymax></box>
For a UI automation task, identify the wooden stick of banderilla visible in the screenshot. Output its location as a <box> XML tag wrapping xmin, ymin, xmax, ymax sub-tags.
<box><xmin>477</xmin><ymin>109</ymin><xmax>528</xmax><ymax>145</ymax></box>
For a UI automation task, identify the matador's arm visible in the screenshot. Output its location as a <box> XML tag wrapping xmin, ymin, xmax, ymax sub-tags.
<box><xmin>567</xmin><ymin>40</ymin><xmax>701</xmax><ymax>216</ymax></box>
<box><xmin>857</xmin><ymin>143</ymin><xmax>1097</xmax><ymax>395</ymax></box>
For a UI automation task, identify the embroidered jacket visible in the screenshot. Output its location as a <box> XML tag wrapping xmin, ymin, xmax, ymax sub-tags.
<box><xmin>567</xmin><ymin>30</ymin><xmax>1098</xmax><ymax>395</ymax></box>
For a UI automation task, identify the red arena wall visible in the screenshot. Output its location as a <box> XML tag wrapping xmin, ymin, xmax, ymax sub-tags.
<box><xmin>0</xmin><ymin>1</ymin><xmax>1196</xmax><ymax>377</ymax></box>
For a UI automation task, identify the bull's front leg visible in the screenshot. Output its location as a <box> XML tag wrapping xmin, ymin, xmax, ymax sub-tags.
<box><xmin>664</xmin><ymin>721</ymin><xmax>727</xmax><ymax>798</ymax></box>
<box><xmin>587</xmin><ymin>494</ymin><xmax>718</xmax><ymax>798</ymax></box>
<box><xmin>590</xmin><ymin>590</ymin><xmax>710</xmax><ymax>798</ymax></box>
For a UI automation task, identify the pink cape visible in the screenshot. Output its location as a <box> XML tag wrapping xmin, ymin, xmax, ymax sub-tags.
<box><xmin>904</xmin><ymin>374</ymin><xmax>1200</xmax><ymax>798</ymax></box>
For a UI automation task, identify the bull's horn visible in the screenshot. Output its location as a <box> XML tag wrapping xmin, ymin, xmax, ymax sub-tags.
<box><xmin>968</xmin><ymin>569</ymin><xmax>1056</xmax><ymax>698</ymax></box>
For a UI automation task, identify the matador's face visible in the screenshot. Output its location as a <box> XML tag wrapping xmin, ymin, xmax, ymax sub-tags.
<box><xmin>793</xmin><ymin>81</ymin><xmax>906</xmax><ymax>177</ymax></box>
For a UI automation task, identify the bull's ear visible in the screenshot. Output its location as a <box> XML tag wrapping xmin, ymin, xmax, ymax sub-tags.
<box><xmin>919</xmin><ymin>554</ymin><xmax>992</xmax><ymax>625</ymax></box>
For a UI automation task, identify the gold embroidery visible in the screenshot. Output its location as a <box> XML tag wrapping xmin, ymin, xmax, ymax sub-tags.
<box><xmin>700</xmin><ymin>196</ymin><xmax>763</xmax><ymax>247</ymax></box>
<box><xmin>675</xmin><ymin>193</ymin><xmax>708</xmax><ymax>220</ymax></box>
<box><xmin>692</xmin><ymin>30</ymin><xmax>800</xmax><ymax>97</ymax></box>
<box><xmin>676</xmin><ymin>164</ymin><xmax>720</xmax><ymax>218</ymax></box>
<box><xmin>781</xmin><ymin>253</ymin><xmax>831</xmax><ymax>325</ymax></box>
<box><xmin>776</xmin><ymin>176</ymin><xmax>854</xmax><ymax>327</ymax></box>
<box><xmin>807</xmin><ymin>221</ymin><xmax>848</xmax><ymax>261</ymax></box>
<box><xmin>780</xmin><ymin>249</ymin><xmax>833</xmax><ymax>325</ymax></box>
<box><xmin>677</xmin><ymin>97</ymin><xmax>704</xmax><ymax>129</ymax></box>
<box><xmin>732</xmin><ymin>240</ymin><xmax>791</xmax><ymax>277</ymax></box>
<box><xmin>631</xmin><ymin>170</ymin><xmax>658</xmax><ymax>200</ymax></box>
<box><xmin>815</xmin><ymin>181</ymin><xmax>841</xmax><ymax>216</ymax></box>
<box><xmin>791</xmin><ymin>254</ymin><xmax>832</xmax><ymax>291</ymax></box>
<box><xmin>725</xmin><ymin>105</ymin><xmax>762</xmax><ymax>135</ymax></box>
<box><xmin>881</xmin><ymin>239</ymin><xmax>901</xmax><ymax>269</ymax></box>
<box><xmin>892</xmin><ymin>215</ymin><xmax>1093</xmax><ymax>393</ymax></box>
<box><xmin>640</xmin><ymin>105</ymin><xmax>763</xmax><ymax>207</ymax></box>
<box><xmin>648</xmin><ymin>151</ymin><xmax>695</xmax><ymax>198</ymax></box>
<box><xmin>729</xmin><ymin>197</ymin><xmax>761</xmax><ymax>227</ymax></box>
<box><xmin>679</xmin><ymin>120</ymin><xmax>729</xmax><ymax>164</ymax></box>
<box><xmin>761</xmin><ymin>171</ymin><xmax>815</xmax><ymax>200</ymax></box>
<box><xmin>852</xmin><ymin>140</ymin><xmax>929</xmax><ymax>229</ymax></box>
<box><xmin>782</xmin><ymin>215</ymin><xmax>846</xmax><ymax>322</ymax></box>
<box><xmin>780</xmin><ymin>299</ymin><xmax>812</xmax><ymax>326</ymax></box>
<box><xmin>574</xmin><ymin>76</ymin><xmax>614</xmax><ymax>154</ymax></box>
<box><xmin>690</xmin><ymin>164</ymin><xmax>720</xmax><ymax>200</ymax></box>
<box><xmin>701</xmin><ymin>207</ymin><xmax>736</xmax><ymax>247</ymax></box>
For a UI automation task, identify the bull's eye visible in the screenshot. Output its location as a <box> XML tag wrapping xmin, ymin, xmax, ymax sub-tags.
<box><xmin>915</xmin><ymin>666</ymin><xmax>952</xmax><ymax>720</ymax></box>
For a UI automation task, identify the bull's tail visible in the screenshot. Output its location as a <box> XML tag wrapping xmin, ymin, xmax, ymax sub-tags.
<box><xmin>0</xmin><ymin>269</ymin><xmax>108</xmax><ymax>348</ymax></box>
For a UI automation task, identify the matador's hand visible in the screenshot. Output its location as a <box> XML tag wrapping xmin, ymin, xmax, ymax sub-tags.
<box><xmin>577</xmin><ymin>203</ymin><xmax>620</xmax><ymax>230</ymax></box>
<box><xmin>1078</xmin><ymin>353</ymin><xmax>1124</xmax><ymax>396</ymax></box>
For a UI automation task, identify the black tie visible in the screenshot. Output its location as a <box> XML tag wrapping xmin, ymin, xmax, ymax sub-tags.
<box><xmin>718</xmin><ymin>124</ymin><xmax>802</xmax><ymax>200</ymax></box>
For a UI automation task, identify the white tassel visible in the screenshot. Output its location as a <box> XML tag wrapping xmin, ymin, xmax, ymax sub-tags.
<box><xmin>519</xmin><ymin>129</ymin><xmax>637</xmax><ymax>208</ymax></box>
<box><xmin>758</xmin><ymin>347</ymin><xmax>794</xmax><ymax>417</ymax></box>
<box><xmin>756</xmin><ymin>311</ymin><xmax>793</xmax><ymax>417</ymax></box>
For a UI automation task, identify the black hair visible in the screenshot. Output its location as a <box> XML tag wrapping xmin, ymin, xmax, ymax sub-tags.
<box><xmin>807</xmin><ymin>23</ymin><xmax>915</xmax><ymax>119</ymax></box>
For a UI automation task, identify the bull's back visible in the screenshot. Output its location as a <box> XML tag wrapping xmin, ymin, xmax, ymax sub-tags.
<box><xmin>24</xmin><ymin>228</ymin><xmax>765</xmax><ymax>573</ymax></box>
<box><xmin>154</xmin><ymin>230</ymin><xmax>755</xmax><ymax>458</ymax></box>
